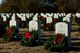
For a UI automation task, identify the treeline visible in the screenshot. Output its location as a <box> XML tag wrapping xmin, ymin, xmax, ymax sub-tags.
<box><xmin>0</xmin><ymin>0</ymin><xmax>80</xmax><ymax>13</ymax></box>
<box><xmin>56</xmin><ymin>0</ymin><xmax>80</xmax><ymax>13</ymax></box>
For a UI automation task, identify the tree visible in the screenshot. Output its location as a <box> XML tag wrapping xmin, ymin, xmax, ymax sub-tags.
<box><xmin>67</xmin><ymin>0</ymin><xmax>80</xmax><ymax>13</ymax></box>
<box><xmin>55</xmin><ymin>0</ymin><xmax>69</xmax><ymax>12</ymax></box>
<box><xmin>0</xmin><ymin>0</ymin><xmax>56</xmax><ymax>12</ymax></box>
<box><xmin>56</xmin><ymin>0</ymin><xmax>80</xmax><ymax>13</ymax></box>
<box><xmin>0</xmin><ymin>0</ymin><xmax>20</xmax><ymax>12</ymax></box>
<box><xmin>0</xmin><ymin>0</ymin><xmax>46</xmax><ymax>12</ymax></box>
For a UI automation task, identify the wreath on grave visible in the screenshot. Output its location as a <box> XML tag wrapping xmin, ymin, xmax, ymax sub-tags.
<box><xmin>40</xmin><ymin>16</ymin><xmax>46</xmax><ymax>24</ymax></box>
<box><xmin>44</xmin><ymin>34</ymin><xmax>67</xmax><ymax>51</ymax></box>
<box><xmin>44</xmin><ymin>23</ymin><xmax>53</xmax><ymax>31</ymax></box>
<box><xmin>20</xmin><ymin>30</ymin><xmax>38</xmax><ymax>46</ymax></box>
<box><xmin>40</xmin><ymin>16</ymin><xmax>46</xmax><ymax>30</ymax></box>
<box><xmin>53</xmin><ymin>18</ymin><xmax>58</xmax><ymax>23</ymax></box>
<box><xmin>53</xmin><ymin>18</ymin><xmax>58</xmax><ymax>30</ymax></box>
<box><xmin>3</xmin><ymin>27</ymin><xmax>18</xmax><ymax>42</ymax></box>
<box><xmin>40</xmin><ymin>17</ymin><xmax>58</xmax><ymax>31</ymax></box>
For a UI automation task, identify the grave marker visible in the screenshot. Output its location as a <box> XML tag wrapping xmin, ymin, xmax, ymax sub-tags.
<box><xmin>46</xmin><ymin>16</ymin><xmax>52</xmax><ymax>23</ymax></box>
<box><xmin>1</xmin><ymin>14</ymin><xmax>7</xmax><ymax>21</ymax></box>
<box><xmin>10</xmin><ymin>13</ymin><xmax>17</xmax><ymax>28</ymax></box>
<box><xmin>66</xmin><ymin>13</ymin><xmax>71</xmax><ymax>18</ymax></box>
<box><xmin>17</xmin><ymin>13</ymin><xmax>26</xmax><ymax>21</ymax></box>
<box><xmin>63</xmin><ymin>17</ymin><xmax>70</xmax><ymax>22</ymax></box>
<box><xmin>10</xmin><ymin>20</ymin><xmax>17</xmax><ymax>27</ymax></box>
<box><xmin>3</xmin><ymin>16</ymin><xmax>7</xmax><ymax>21</ymax></box>
<box><xmin>54</xmin><ymin>13</ymin><xmax>58</xmax><ymax>19</ymax></box>
<box><xmin>33</xmin><ymin>13</ymin><xmax>38</xmax><ymax>21</ymax></box>
<box><xmin>29</xmin><ymin>20</ymin><xmax>38</xmax><ymax>31</ymax></box>
<box><xmin>12</xmin><ymin>13</ymin><xmax>16</xmax><ymax>20</ymax></box>
<box><xmin>76</xmin><ymin>13</ymin><xmax>80</xmax><ymax>18</ymax></box>
<box><xmin>40</xmin><ymin>13</ymin><xmax>46</xmax><ymax>18</ymax></box>
<box><xmin>55</xmin><ymin>22</ymin><xmax>71</xmax><ymax>48</ymax></box>
<box><xmin>29</xmin><ymin>17</ymin><xmax>41</xmax><ymax>43</ymax></box>
<box><xmin>55</xmin><ymin>22</ymin><xmax>68</xmax><ymax>36</ymax></box>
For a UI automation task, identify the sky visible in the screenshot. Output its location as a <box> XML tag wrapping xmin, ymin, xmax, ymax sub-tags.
<box><xmin>0</xmin><ymin>0</ymin><xmax>2</xmax><ymax>4</ymax></box>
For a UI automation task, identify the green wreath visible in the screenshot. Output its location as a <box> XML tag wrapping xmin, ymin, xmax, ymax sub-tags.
<box><xmin>20</xmin><ymin>30</ymin><xmax>38</xmax><ymax>46</ymax></box>
<box><xmin>3</xmin><ymin>27</ymin><xmax>17</xmax><ymax>42</ymax></box>
<box><xmin>43</xmin><ymin>23</ymin><xmax>53</xmax><ymax>31</ymax></box>
<box><xmin>44</xmin><ymin>34</ymin><xmax>67</xmax><ymax>51</ymax></box>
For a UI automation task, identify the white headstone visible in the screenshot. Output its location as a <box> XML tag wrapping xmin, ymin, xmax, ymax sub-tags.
<box><xmin>57</xmin><ymin>13</ymin><xmax>61</xmax><ymax>17</ymax></box>
<box><xmin>76</xmin><ymin>13</ymin><xmax>80</xmax><ymax>18</ymax></box>
<box><xmin>55</xmin><ymin>22</ymin><xmax>68</xmax><ymax>36</ymax></box>
<box><xmin>22</xmin><ymin>17</ymin><xmax>26</xmax><ymax>21</ymax></box>
<box><xmin>56</xmin><ymin>13</ymin><xmax>66</xmax><ymax>17</ymax></box>
<box><xmin>10</xmin><ymin>20</ymin><xmax>16</xmax><ymax>27</ymax></box>
<box><xmin>17</xmin><ymin>13</ymin><xmax>26</xmax><ymax>21</ymax></box>
<box><xmin>29</xmin><ymin>20</ymin><xmax>38</xmax><ymax>31</ymax></box>
<box><xmin>6</xmin><ymin>14</ymin><xmax>10</xmax><ymax>18</ymax></box>
<box><xmin>46</xmin><ymin>16</ymin><xmax>52</xmax><ymax>23</ymax></box>
<box><xmin>61</xmin><ymin>13</ymin><xmax>66</xmax><ymax>17</ymax></box>
<box><xmin>17</xmin><ymin>13</ymin><xmax>22</xmax><ymax>18</ymax></box>
<box><xmin>3</xmin><ymin>16</ymin><xmax>7</xmax><ymax>21</ymax></box>
<box><xmin>26</xmin><ymin>13</ymin><xmax>30</xmax><ymax>18</ymax></box>
<box><xmin>6</xmin><ymin>13</ymin><xmax>12</xmax><ymax>18</ymax></box>
<box><xmin>51</xmin><ymin>13</ymin><xmax>53</xmax><ymax>17</ymax></box>
<box><xmin>1</xmin><ymin>14</ymin><xmax>7</xmax><ymax>21</ymax></box>
<box><xmin>26</xmin><ymin>13</ymin><xmax>34</xmax><ymax>18</ymax></box>
<box><xmin>29</xmin><ymin>13</ymin><xmax>34</xmax><ymax>17</ymax></box>
<box><xmin>63</xmin><ymin>17</ymin><xmax>70</xmax><ymax>22</ymax></box>
<box><xmin>40</xmin><ymin>13</ymin><xmax>46</xmax><ymax>18</ymax></box>
<box><xmin>54</xmin><ymin>13</ymin><xmax>58</xmax><ymax>19</ymax></box>
<box><xmin>46</xmin><ymin>13</ymin><xmax>52</xmax><ymax>17</ymax></box>
<box><xmin>12</xmin><ymin>13</ymin><xmax>16</xmax><ymax>20</ymax></box>
<box><xmin>33</xmin><ymin>13</ymin><xmax>38</xmax><ymax>21</ymax></box>
<box><xmin>66</xmin><ymin>13</ymin><xmax>71</xmax><ymax>18</ymax></box>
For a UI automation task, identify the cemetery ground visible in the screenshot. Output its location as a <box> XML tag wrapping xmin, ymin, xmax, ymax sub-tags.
<box><xmin>0</xmin><ymin>23</ymin><xmax>80</xmax><ymax>53</ymax></box>
<box><xmin>0</xmin><ymin>14</ymin><xmax>80</xmax><ymax>53</ymax></box>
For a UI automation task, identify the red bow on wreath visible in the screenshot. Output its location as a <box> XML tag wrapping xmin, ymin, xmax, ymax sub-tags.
<box><xmin>25</xmin><ymin>32</ymin><xmax>32</xmax><ymax>39</ymax></box>
<box><xmin>54</xmin><ymin>34</ymin><xmax>62</xmax><ymax>45</ymax></box>
<box><xmin>40</xmin><ymin>16</ymin><xmax>45</xmax><ymax>21</ymax></box>
<box><xmin>46</xmin><ymin>23</ymin><xmax>50</xmax><ymax>28</ymax></box>
<box><xmin>8</xmin><ymin>28</ymin><xmax>12</xmax><ymax>40</ymax></box>
<box><xmin>53</xmin><ymin>18</ymin><xmax>57</xmax><ymax>23</ymax></box>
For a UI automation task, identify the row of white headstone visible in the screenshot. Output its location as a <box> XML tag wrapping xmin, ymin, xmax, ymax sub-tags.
<box><xmin>9</xmin><ymin>13</ymin><xmax>71</xmax><ymax>34</ymax></box>
<box><xmin>2</xmin><ymin>13</ymin><xmax>80</xmax><ymax>20</ymax></box>
<box><xmin>8</xmin><ymin>14</ymin><xmax>71</xmax><ymax>35</ymax></box>
<box><xmin>1</xmin><ymin>13</ymin><xmax>72</xmax><ymax>22</ymax></box>
<box><xmin>3</xmin><ymin>13</ymin><xmax>71</xmax><ymax>47</ymax></box>
<box><xmin>29</xmin><ymin>19</ymin><xmax>71</xmax><ymax>47</ymax></box>
<box><xmin>46</xmin><ymin>13</ymin><xmax>71</xmax><ymax>23</ymax></box>
<box><xmin>3</xmin><ymin>13</ymin><xmax>71</xmax><ymax>32</ymax></box>
<box><xmin>9</xmin><ymin>13</ymin><xmax>38</xmax><ymax>32</ymax></box>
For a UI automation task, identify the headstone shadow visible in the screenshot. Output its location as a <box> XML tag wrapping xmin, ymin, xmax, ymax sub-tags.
<box><xmin>69</xmin><ymin>42</ymin><xmax>80</xmax><ymax>51</ymax></box>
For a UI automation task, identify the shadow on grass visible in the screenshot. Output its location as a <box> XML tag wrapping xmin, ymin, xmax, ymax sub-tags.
<box><xmin>69</xmin><ymin>47</ymin><xmax>80</xmax><ymax>52</ymax></box>
<box><xmin>69</xmin><ymin>42</ymin><xmax>80</xmax><ymax>52</ymax></box>
<box><xmin>43</xmin><ymin>42</ymin><xmax>80</xmax><ymax>52</ymax></box>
